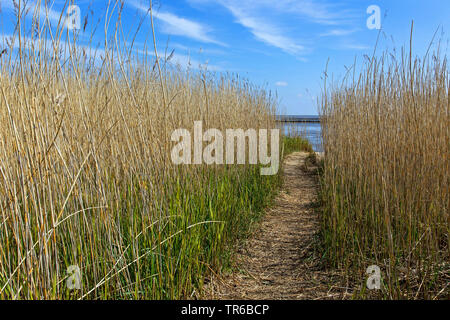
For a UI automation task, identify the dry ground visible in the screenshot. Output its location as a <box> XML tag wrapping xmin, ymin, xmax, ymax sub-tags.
<box><xmin>203</xmin><ymin>152</ymin><xmax>349</xmax><ymax>300</ymax></box>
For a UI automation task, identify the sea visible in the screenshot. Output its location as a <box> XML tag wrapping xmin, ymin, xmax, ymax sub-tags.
<box><xmin>276</xmin><ymin>115</ymin><xmax>323</xmax><ymax>152</ymax></box>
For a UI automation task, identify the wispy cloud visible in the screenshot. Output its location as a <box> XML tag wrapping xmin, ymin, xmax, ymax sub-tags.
<box><xmin>129</xmin><ymin>42</ymin><xmax>223</xmax><ymax>71</ymax></box>
<box><xmin>341</xmin><ymin>43</ymin><xmax>370</xmax><ymax>50</ymax></box>
<box><xmin>275</xmin><ymin>81</ymin><xmax>288</xmax><ymax>87</ymax></box>
<box><xmin>189</xmin><ymin>0</ymin><xmax>351</xmax><ymax>25</ymax></box>
<box><xmin>320</xmin><ymin>29</ymin><xmax>358</xmax><ymax>37</ymax></box>
<box><xmin>223</xmin><ymin>4</ymin><xmax>305</xmax><ymax>55</ymax></box>
<box><xmin>169</xmin><ymin>52</ymin><xmax>222</xmax><ymax>71</ymax></box>
<box><xmin>127</xmin><ymin>0</ymin><xmax>225</xmax><ymax>46</ymax></box>
<box><xmin>189</xmin><ymin>0</ymin><xmax>357</xmax><ymax>56</ymax></box>
<box><xmin>273</xmin><ymin>0</ymin><xmax>355</xmax><ymax>25</ymax></box>
<box><xmin>1</xmin><ymin>0</ymin><xmax>74</xmax><ymax>29</ymax></box>
<box><xmin>0</xmin><ymin>32</ymin><xmax>106</xmax><ymax>63</ymax></box>
<box><xmin>157</xmin><ymin>12</ymin><xmax>226</xmax><ymax>46</ymax></box>
<box><xmin>0</xmin><ymin>31</ymin><xmax>222</xmax><ymax>71</ymax></box>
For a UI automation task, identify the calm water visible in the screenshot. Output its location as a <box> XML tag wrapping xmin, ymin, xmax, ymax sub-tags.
<box><xmin>278</xmin><ymin>121</ymin><xmax>323</xmax><ymax>152</ymax></box>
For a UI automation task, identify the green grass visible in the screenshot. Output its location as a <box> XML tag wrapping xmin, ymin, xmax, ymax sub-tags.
<box><xmin>283</xmin><ymin>136</ymin><xmax>314</xmax><ymax>155</ymax></box>
<box><xmin>1</xmin><ymin>164</ymin><xmax>282</xmax><ymax>300</ymax></box>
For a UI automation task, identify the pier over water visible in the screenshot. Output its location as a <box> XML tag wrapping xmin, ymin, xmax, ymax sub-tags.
<box><xmin>276</xmin><ymin>115</ymin><xmax>322</xmax><ymax>152</ymax></box>
<box><xmin>275</xmin><ymin>115</ymin><xmax>321</xmax><ymax>123</ymax></box>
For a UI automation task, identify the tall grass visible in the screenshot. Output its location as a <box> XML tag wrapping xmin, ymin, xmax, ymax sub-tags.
<box><xmin>282</xmin><ymin>136</ymin><xmax>313</xmax><ymax>155</ymax></box>
<box><xmin>320</xmin><ymin>32</ymin><xmax>449</xmax><ymax>299</ymax></box>
<box><xmin>0</xmin><ymin>1</ymin><xmax>282</xmax><ymax>299</ymax></box>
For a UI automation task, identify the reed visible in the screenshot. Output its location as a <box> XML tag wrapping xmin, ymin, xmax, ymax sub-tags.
<box><xmin>0</xmin><ymin>0</ymin><xmax>289</xmax><ymax>299</ymax></box>
<box><xmin>319</xmin><ymin>32</ymin><xmax>449</xmax><ymax>299</ymax></box>
<box><xmin>283</xmin><ymin>136</ymin><xmax>313</xmax><ymax>155</ymax></box>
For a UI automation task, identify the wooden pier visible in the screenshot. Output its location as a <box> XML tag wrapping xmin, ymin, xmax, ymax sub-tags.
<box><xmin>275</xmin><ymin>115</ymin><xmax>321</xmax><ymax>123</ymax></box>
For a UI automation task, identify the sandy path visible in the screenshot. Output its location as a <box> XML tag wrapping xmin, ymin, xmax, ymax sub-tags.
<box><xmin>204</xmin><ymin>152</ymin><xmax>345</xmax><ymax>300</ymax></box>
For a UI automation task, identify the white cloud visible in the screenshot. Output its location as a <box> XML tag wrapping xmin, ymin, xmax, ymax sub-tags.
<box><xmin>1</xmin><ymin>0</ymin><xmax>74</xmax><ymax>29</ymax></box>
<box><xmin>320</xmin><ymin>29</ymin><xmax>358</xmax><ymax>37</ymax></box>
<box><xmin>0</xmin><ymin>32</ymin><xmax>222</xmax><ymax>71</ymax></box>
<box><xmin>219</xmin><ymin>4</ymin><xmax>305</xmax><ymax>55</ymax></box>
<box><xmin>188</xmin><ymin>0</ymin><xmax>357</xmax><ymax>55</ymax></box>
<box><xmin>190</xmin><ymin>0</ymin><xmax>354</xmax><ymax>25</ymax></box>
<box><xmin>156</xmin><ymin>12</ymin><xmax>226</xmax><ymax>46</ymax></box>
<box><xmin>0</xmin><ymin>33</ymin><xmax>106</xmax><ymax>62</ymax></box>
<box><xmin>275</xmin><ymin>0</ymin><xmax>354</xmax><ymax>25</ymax></box>
<box><xmin>127</xmin><ymin>1</ymin><xmax>225</xmax><ymax>46</ymax></box>
<box><xmin>275</xmin><ymin>81</ymin><xmax>288</xmax><ymax>87</ymax></box>
<box><xmin>130</xmin><ymin>43</ymin><xmax>223</xmax><ymax>71</ymax></box>
<box><xmin>167</xmin><ymin>52</ymin><xmax>222</xmax><ymax>71</ymax></box>
<box><xmin>341</xmin><ymin>43</ymin><xmax>370</xmax><ymax>50</ymax></box>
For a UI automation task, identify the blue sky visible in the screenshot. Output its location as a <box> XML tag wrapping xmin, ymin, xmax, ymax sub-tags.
<box><xmin>1</xmin><ymin>0</ymin><xmax>449</xmax><ymax>115</ymax></box>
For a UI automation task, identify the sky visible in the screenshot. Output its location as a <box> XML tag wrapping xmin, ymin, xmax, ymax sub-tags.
<box><xmin>0</xmin><ymin>0</ymin><xmax>449</xmax><ymax>115</ymax></box>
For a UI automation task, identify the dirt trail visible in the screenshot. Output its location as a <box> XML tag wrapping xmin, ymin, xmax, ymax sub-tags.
<box><xmin>204</xmin><ymin>152</ymin><xmax>346</xmax><ymax>300</ymax></box>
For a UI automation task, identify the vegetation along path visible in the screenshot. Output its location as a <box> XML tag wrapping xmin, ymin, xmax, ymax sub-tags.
<box><xmin>205</xmin><ymin>152</ymin><xmax>347</xmax><ymax>299</ymax></box>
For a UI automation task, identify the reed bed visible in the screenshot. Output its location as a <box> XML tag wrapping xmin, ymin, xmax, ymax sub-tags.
<box><xmin>320</xmin><ymin>37</ymin><xmax>449</xmax><ymax>299</ymax></box>
<box><xmin>0</xmin><ymin>1</ymin><xmax>286</xmax><ymax>299</ymax></box>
